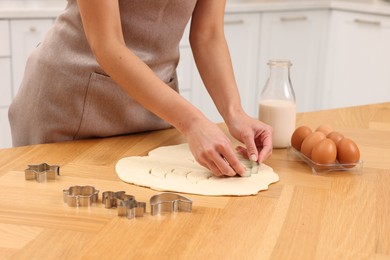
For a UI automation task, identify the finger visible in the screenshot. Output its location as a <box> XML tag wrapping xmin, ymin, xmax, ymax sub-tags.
<box><xmin>196</xmin><ymin>153</ymin><xmax>223</xmax><ymax>177</ymax></box>
<box><xmin>208</xmin><ymin>161</ymin><xmax>224</xmax><ymax>177</ymax></box>
<box><xmin>212</xmin><ymin>155</ymin><xmax>237</xmax><ymax>177</ymax></box>
<box><xmin>220</xmin><ymin>148</ymin><xmax>245</xmax><ymax>176</ymax></box>
<box><xmin>258</xmin><ymin>135</ymin><xmax>273</xmax><ymax>163</ymax></box>
<box><xmin>197</xmin><ymin>158</ymin><xmax>224</xmax><ymax>177</ymax></box>
<box><xmin>204</xmin><ymin>147</ymin><xmax>238</xmax><ymax>177</ymax></box>
<box><xmin>235</xmin><ymin>146</ymin><xmax>248</xmax><ymax>159</ymax></box>
<box><xmin>240</xmin><ymin>131</ymin><xmax>258</xmax><ymax>162</ymax></box>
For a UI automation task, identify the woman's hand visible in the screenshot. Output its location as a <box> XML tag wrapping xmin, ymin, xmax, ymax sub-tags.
<box><xmin>227</xmin><ymin>111</ymin><xmax>273</xmax><ymax>164</ymax></box>
<box><xmin>190</xmin><ymin>1</ymin><xmax>272</xmax><ymax>165</ymax></box>
<box><xmin>183</xmin><ymin>118</ymin><xmax>246</xmax><ymax>177</ymax></box>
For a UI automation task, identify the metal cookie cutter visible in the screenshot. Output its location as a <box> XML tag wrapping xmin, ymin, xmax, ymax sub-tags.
<box><xmin>250</xmin><ymin>160</ymin><xmax>260</xmax><ymax>175</ymax></box>
<box><xmin>63</xmin><ymin>186</ymin><xmax>99</xmax><ymax>207</ymax></box>
<box><xmin>25</xmin><ymin>163</ymin><xmax>60</xmax><ymax>182</ymax></box>
<box><xmin>102</xmin><ymin>191</ymin><xmax>129</xmax><ymax>208</ymax></box>
<box><xmin>150</xmin><ymin>192</ymin><xmax>192</xmax><ymax>216</ymax></box>
<box><xmin>102</xmin><ymin>191</ymin><xmax>146</xmax><ymax>219</ymax></box>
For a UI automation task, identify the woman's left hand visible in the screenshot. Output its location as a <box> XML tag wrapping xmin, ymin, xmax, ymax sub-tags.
<box><xmin>227</xmin><ymin>111</ymin><xmax>273</xmax><ymax>163</ymax></box>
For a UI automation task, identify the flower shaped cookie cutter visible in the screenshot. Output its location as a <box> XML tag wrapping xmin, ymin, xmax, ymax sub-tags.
<box><xmin>63</xmin><ymin>185</ymin><xmax>99</xmax><ymax>207</ymax></box>
<box><xmin>25</xmin><ymin>163</ymin><xmax>60</xmax><ymax>183</ymax></box>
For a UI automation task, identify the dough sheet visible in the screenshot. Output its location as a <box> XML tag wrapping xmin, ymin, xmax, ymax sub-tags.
<box><xmin>115</xmin><ymin>143</ymin><xmax>279</xmax><ymax>196</ymax></box>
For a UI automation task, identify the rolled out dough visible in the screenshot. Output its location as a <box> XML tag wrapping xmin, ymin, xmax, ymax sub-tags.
<box><xmin>115</xmin><ymin>143</ymin><xmax>279</xmax><ymax>196</ymax></box>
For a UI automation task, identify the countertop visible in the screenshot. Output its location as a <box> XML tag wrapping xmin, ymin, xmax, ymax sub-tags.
<box><xmin>0</xmin><ymin>102</ymin><xmax>389</xmax><ymax>259</ymax></box>
<box><xmin>1</xmin><ymin>0</ymin><xmax>390</xmax><ymax>18</ymax></box>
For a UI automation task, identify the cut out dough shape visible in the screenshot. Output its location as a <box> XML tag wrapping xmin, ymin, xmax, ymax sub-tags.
<box><xmin>115</xmin><ymin>143</ymin><xmax>279</xmax><ymax>196</ymax></box>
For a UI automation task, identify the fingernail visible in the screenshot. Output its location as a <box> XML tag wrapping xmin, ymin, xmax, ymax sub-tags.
<box><xmin>250</xmin><ymin>154</ymin><xmax>257</xmax><ymax>162</ymax></box>
<box><xmin>240</xmin><ymin>170</ymin><xmax>251</xmax><ymax>177</ymax></box>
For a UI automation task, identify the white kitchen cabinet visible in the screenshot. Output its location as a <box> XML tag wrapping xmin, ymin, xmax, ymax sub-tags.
<box><xmin>0</xmin><ymin>58</ymin><xmax>12</xmax><ymax>106</ymax></box>
<box><xmin>0</xmin><ymin>19</ymin><xmax>12</xmax><ymax>107</ymax></box>
<box><xmin>190</xmin><ymin>13</ymin><xmax>261</xmax><ymax>122</ymax></box>
<box><xmin>0</xmin><ymin>58</ymin><xmax>12</xmax><ymax>149</ymax></box>
<box><xmin>10</xmin><ymin>19</ymin><xmax>53</xmax><ymax>95</ymax></box>
<box><xmin>177</xmin><ymin>46</ymin><xmax>194</xmax><ymax>102</ymax></box>
<box><xmin>177</xmin><ymin>23</ymin><xmax>193</xmax><ymax>102</ymax></box>
<box><xmin>258</xmin><ymin>10</ymin><xmax>329</xmax><ymax>113</ymax></box>
<box><xmin>0</xmin><ymin>107</ymin><xmax>12</xmax><ymax>148</ymax></box>
<box><xmin>0</xmin><ymin>19</ymin><xmax>12</xmax><ymax>148</ymax></box>
<box><xmin>323</xmin><ymin>11</ymin><xmax>390</xmax><ymax>109</ymax></box>
<box><xmin>0</xmin><ymin>18</ymin><xmax>54</xmax><ymax>148</ymax></box>
<box><xmin>0</xmin><ymin>20</ymin><xmax>10</xmax><ymax>56</ymax></box>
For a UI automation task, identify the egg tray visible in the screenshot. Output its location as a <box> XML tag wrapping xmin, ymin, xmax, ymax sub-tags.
<box><xmin>287</xmin><ymin>145</ymin><xmax>363</xmax><ymax>174</ymax></box>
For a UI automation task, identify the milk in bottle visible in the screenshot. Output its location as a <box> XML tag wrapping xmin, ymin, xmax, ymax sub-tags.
<box><xmin>258</xmin><ymin>60</ymin><xmax>296</xmax><ymax>148</ymax></box>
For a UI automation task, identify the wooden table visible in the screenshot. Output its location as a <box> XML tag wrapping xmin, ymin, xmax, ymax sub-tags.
<box><xmin>0</xmin><ymin>103</ymin><xmax>389</xmax><ymax>259</ymax></box>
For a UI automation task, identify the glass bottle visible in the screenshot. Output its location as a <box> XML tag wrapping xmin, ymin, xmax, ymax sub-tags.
<box><xmin>258</xmin><ymin>60</ymin><xmax>296</xmax><ymax>148</ymax></box>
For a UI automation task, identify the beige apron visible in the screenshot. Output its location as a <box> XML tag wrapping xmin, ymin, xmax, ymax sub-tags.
<box><xmin>8</xmin><ymin>0</ymin><xmax>197</xmax><ymax>146</ymax></box>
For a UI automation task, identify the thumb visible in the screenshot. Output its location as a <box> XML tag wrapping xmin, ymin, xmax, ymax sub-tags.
<box><xmin>241</xmin><ymin>132</ymin><xmax>258</xmax><ymax>162</ymax></box>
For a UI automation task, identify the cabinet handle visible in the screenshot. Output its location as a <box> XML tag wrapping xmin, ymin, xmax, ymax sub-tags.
<box><xmin>224</xmin><ymin>20</ymin><xmax>244</xmax><ymax>25</ymax></box>
<box><xmin>353</xmin><ymin>18</ymin><xmax>381</xmax><ymax>26</ymax></box>
<box><xmin>29</xmin><ymin>26</ymin><xmax>37</xmax><ymax>32</ymax></box>
<box><xmin>280</xmin><ymin>16</ymin><xmax>307</xmax><ymax>22</ymax></box>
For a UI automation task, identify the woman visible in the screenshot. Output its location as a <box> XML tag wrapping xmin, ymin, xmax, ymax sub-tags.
<box><xmin>8</xmin><ymin>0</ymin><xmax>272</xmax><ymax>177</ymax></box>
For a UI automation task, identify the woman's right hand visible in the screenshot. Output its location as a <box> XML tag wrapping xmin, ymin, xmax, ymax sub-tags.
<box><xmin>183</xmin><ymin>118</ymin><xmax>246</xmax><ymax>177</ymax></box>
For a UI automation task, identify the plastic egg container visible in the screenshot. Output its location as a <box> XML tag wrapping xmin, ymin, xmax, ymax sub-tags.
<box><xmin>288</xmin><ymin>124</ymin><xmax>363</xmax><ymax>174</ymax></box>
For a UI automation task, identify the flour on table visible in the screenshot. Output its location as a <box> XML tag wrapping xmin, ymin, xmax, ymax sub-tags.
<box><xmin>115</xmin><ymin>143</ymin><xmax>279</xmax><ymax>196</ymax></box>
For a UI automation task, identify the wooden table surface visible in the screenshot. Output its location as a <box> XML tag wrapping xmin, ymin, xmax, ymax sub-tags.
<box><xmin>0</xmin><ymin>103</ymin><xmax>389</xmax><ymax>260</ymax></box>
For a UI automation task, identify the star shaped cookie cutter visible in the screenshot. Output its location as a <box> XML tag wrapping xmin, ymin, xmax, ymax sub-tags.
<box><xmin>102</xmin><ymin>191</ymin><xmax>146</xmax><ymax>219</ymax></box>
<box><xmin>25</xmin><ymin>163</ymin><xmax>60</xmax><ymax>182</ymax></box>
<box><xmin>150</xmin><ymin>192</ymin><xmax>192</xmax><ymax>216</ymax></box>
<box><xmin>63</xmin><ymin>185</ymin><xmax>99</xmax><ymax>207</ymax></box>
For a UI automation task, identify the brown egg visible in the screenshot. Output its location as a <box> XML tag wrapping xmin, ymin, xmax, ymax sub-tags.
<box><xmin>337</xmin><ymin>138</ymin><xmax>360</xmax><ymax>167</ymax></box>
<box><xmin>291</xmin><ymin>126</ymin><xmax>312</xmax><ymax>151</ymax></box>
<box><xmin>327</xmin><ymin>131</ymin><xmax>344</xmax><ymax>145</ymax></box>
<box><xmin>315</xmin><ymin>124</ymin><xmax>333</xmax><ymax>136</ymax></box>
<box><xmin>312</xmin><ymin>138</ymin><xmax>337</xmax><ymax>165</ymax></box>
<box><xmin>301</xmin><ymin>131</ymin><xmax>326</xmax><ymax>158</ymax></box>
